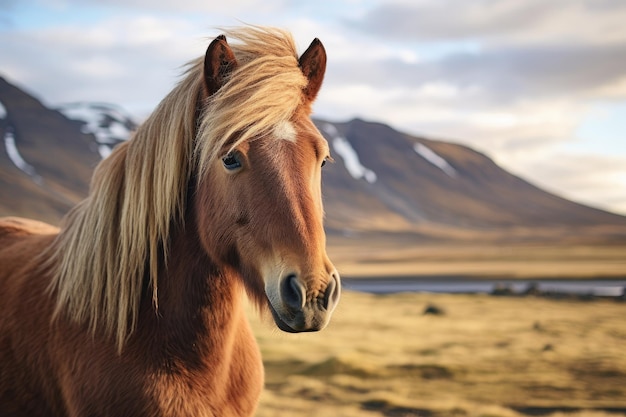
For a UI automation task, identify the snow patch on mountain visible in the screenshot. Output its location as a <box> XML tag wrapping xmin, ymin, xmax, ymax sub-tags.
<box><xmin>414</xmin><ymin>142</ymin><xmax>457</xmax><ymax>178</ymax></box>
<box><xmin>4</xmin><ymin>126</ymin><xmax>42</xmax><ymax>183</ymax></box>
<box><xmin>323</xmin><ymin>123</ymin><xmax>377</xmax><ymax>183</ymax></box>
<box><xmin>57</xmin><ymin>102</ymin><xmax>137</xmax><ymax>158</ymax></box>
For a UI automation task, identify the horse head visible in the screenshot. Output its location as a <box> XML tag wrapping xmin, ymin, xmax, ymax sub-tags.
<box><xmin>195</xmin><ymin>32</ymin><xmax>340</xmax><ymax>333</ymax></box>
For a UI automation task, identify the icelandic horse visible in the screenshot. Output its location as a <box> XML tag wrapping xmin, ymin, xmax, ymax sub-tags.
<box><xmin>0</xmin><ymin>26</ymin><xmax>340</xmax><ymax>416</ymax></box>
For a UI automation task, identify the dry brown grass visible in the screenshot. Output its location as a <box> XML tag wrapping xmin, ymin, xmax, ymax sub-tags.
<box><xmin>250</xmin><ymin>291</ymin><xmax>626</xmax><ymax>417</ymax></box>
<box><xmin>328</xmin><ymin>241</ymin><xmax>626</xmax><ymax>279</ymax></box>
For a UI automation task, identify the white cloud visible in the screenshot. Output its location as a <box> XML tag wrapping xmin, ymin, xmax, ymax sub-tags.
<box><xmin>35</xmin><ymin>0</ymin><xmax>290</xmax><ymax>14</ymax></box>
<box><xmin>70</xmin><ymin>56</ymin><xmax>125</xmax><ymax>78</ymax></box>
<box><xmin>502</xmin><ymin>151</ymin><xmax>626</xmax><ymax>214</ymax></box>
<box><xmin>351</xmin><ymin>0</ymin><xmax>626</xmax><ymax>45</ymax></box>
<box><xmin>414</xmin><ymin>82</ymin><xmax>459</xmax><ymax>99</ymax></box>
<box><xmin>1</xmin><ymin>13</ymin><xmax>208</xmax><ymax>114</ymax></box>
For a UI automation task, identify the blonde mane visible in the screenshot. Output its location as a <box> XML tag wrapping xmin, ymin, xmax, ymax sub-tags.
<box><xmin>44</xmin><ymin>26</ymin><xmax>308</xmax><ymax>351</ymax></box>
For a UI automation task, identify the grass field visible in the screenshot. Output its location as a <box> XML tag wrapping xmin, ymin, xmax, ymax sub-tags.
<box><xmin>328</xmin><ymin>242</ymin><xmax>626</xmax><ymax>279</ymax></box>
<box><xmin>250</xmin><ymin>291</ymin><xmax>626</xmax><ymax>417</ymax></box>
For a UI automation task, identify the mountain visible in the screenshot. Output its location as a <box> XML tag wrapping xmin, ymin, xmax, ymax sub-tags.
<box><xmin>315</xmin><ymin>119</ymin><xmax>626</xmax><ymax>243</ymax></box>
<box><xmin>56</xmin><ymin>101</ymin><xmax>138</xmax><ymax>158</ymax></box>
<box><xmin>2</xmin><ymin>76</ymin><xmax>626</xmax><ymax>245</ymax></box>
<box><xmin>0</xmin><ymin>77</ymin><xmax>101</xmax><ymax>223</ymax></box>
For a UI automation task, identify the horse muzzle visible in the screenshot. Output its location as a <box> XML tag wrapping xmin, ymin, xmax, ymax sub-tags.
<box><xmin>267</xmin><ymin>272</ymin><xmax>341</xmax><ymax>332</ymax></box>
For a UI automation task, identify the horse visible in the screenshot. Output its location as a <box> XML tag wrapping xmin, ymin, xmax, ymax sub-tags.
<box><xmin>0</xmin><ymin>26</ymin><xmax>340</xmax><ymax>417</ymax></box>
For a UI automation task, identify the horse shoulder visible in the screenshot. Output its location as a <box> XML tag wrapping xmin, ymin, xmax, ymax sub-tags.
<box><xmin>0</xmin><ymin>217</ymin><xmax>64</xmax><ymax>416</ymax></box>
<box><xmin>0</xmin><ymin>216</ymin><xmax>58</xmax><ymax>296</ymax></box>
<box><xmin>0</xmin><ymin>216</ymin><xmax>59</xmax><ymax>238</ymax></box>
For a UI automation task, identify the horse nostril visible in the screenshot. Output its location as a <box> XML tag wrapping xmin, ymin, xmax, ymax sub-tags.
<box><xmin>322</xmin><ymin>273</ymin><xmax>341</xmax><ymax>310</ymax></box>
<box><xmin>281</xmin><ymin>274</ymin><xmax>306</xmax><ymax>311</ymax></box>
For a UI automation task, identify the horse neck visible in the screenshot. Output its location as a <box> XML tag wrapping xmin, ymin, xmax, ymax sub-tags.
<box><xmin>136</xmin><ymin>202</ymin><xmax>245</xmax><ymax>359</ymax></box>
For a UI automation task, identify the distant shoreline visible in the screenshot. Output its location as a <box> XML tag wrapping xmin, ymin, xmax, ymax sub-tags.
<box><xmin>341</xmin><ymin>274</ymin><xmax>626</xmax><ymax>282</ymax></box>
<box><xmin>341</xmin><ymin>276</ymin><xmax>626</xmax><ymax>297</ymax></box>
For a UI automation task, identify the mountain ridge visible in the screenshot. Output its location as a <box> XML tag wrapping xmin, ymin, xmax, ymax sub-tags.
<box><xmin>315</xmin><ymin>117</ymin><xmax>626</xmax><ymax>235</ymax></box>
<box><xmin>1</xmin><ymin>76</ymin><xmax>625</xmax><ymax>245</ymax></box>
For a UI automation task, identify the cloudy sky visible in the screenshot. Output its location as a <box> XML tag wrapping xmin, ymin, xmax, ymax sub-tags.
<box><xmin>1</xmin><ymin>0</ymin><xmax>626</xmax><ymax>215</ymax></box>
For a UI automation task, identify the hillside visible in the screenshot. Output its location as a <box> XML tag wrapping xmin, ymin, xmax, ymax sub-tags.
<box><xmin>1</xmin><ymin>75</ymin><xmax>626</xmax><ymax>249</ymax></box>
<box><xmin>316</xmin><ymin>119</ymin><xmax>626</xmax><ymax>245</ymax></box>
<box><xmin>0</xmin><ymin>77</ymin><xmax>101</xmax><ymax>223</ymax></box>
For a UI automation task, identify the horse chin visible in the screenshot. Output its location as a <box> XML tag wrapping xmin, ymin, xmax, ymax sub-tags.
<box><xmin>268</xmin><ymin>302</ymin><xmax>321</xmax><ymax>334</ymax></box>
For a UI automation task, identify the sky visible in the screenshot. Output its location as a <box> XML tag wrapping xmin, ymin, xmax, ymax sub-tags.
<box><xmin>1</xmin><ymin>0</ymin><xmax>626</xmax><ymax>215</ymax></box>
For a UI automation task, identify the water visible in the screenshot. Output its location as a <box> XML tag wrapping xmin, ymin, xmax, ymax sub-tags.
<box><xmin>342</xmin><ymin>278</ymin><xmax>626</xmax><ymax>297</ymax></box>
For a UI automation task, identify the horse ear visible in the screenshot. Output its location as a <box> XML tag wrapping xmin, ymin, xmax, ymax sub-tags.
<box><xmin>299</xmin><ymin>38</ymin><xmax>327</xmax><ymax>102</ymax></box>
<box><xmin>204</xmin><ymin>35</ymin><xmax>238</xmax><ymax>96</ymax></box>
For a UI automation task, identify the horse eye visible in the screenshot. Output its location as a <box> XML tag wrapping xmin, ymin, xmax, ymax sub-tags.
<box><xmin>321</xmin><ymin>157</ymin><xmax>328</xmax><ymax>167</ymax></box>
<box><xmin>222</xmin><ymin>152</ymin><xmax>242</xmax><ymax>171</ymax></box>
